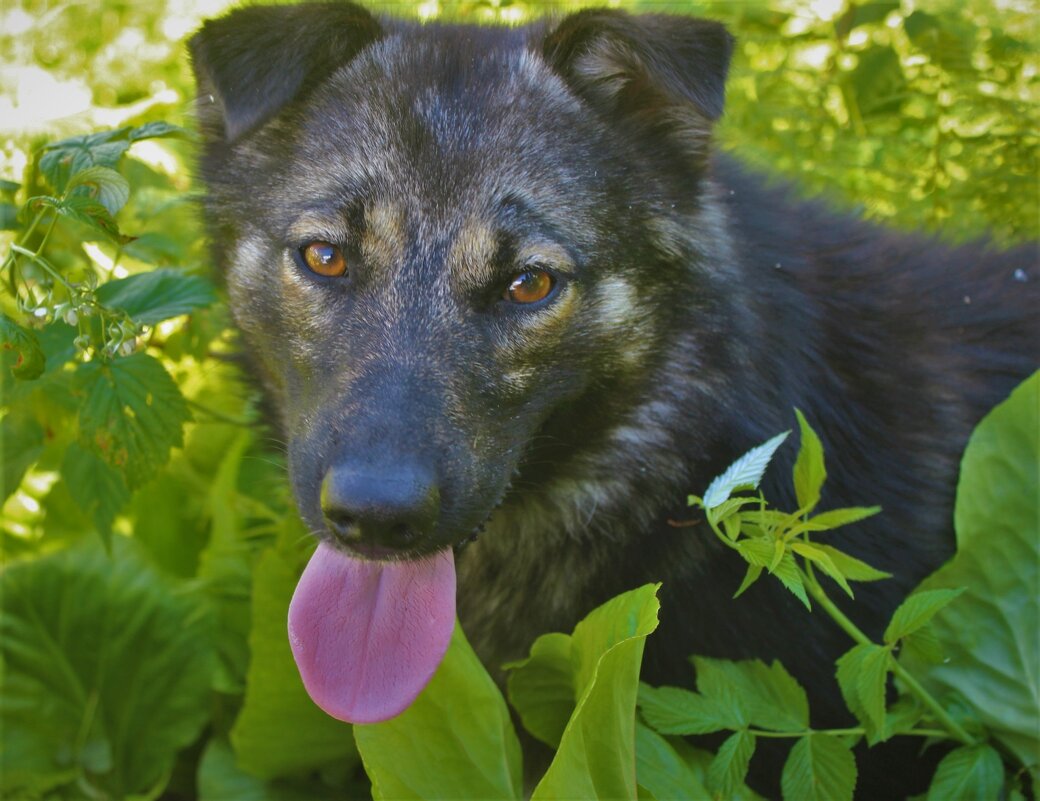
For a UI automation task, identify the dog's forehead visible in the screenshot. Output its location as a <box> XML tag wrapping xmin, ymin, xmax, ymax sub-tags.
<box><xmin>285</xmin><ymin>29</ymin><xmax>598</xmax><ymax>218</ymax></box>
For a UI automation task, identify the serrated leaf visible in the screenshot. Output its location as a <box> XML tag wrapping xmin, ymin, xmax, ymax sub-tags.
<box><xmin>31</xmin><ymin>193</ymin><xmax>131</xmax><ymax>243</ymax></box>
<box><xmin>900</xmin><ymin>372</ymin><xmax>1039</xmax><ymax>768</ymax></box>
<box><xmin>814</xmin><ymin>545</ymin><xmax>892</xmax><ymax>582</ymax></box>
<box><xmin>733</xmin><ymin>564</ymin><xmax>763</xmax><ymax>598</ymax></box>
<box><xmin>790</xmin><ymin>541</ymin><xmax>853</xmax><ymax>597</ymax></box>
<box><xmin>925</xmin><ymin>744</ymin><xmax>1005</xmax><ymax>801</ymax></box>
<box><xmin>793</xmin><ymin>409</ymin><xmax>826</xmax><ymax>512</ymax></box>
<box><xmin>702</xmin><ymin>431</ymin><xmax>790</xmax><ymax>510</ymax></box>
<box><xmin>0</xmin><ymin>540</ymin><xmax>213</xmax><ymax>799</ymax></box>
<box><xmin>791</xmin><ymin>506</ymin><xmax>882</xmax><ymax>535</ymax></box>
<box><xmin>901</xmin><ymin>624</ymin><xmax>944</xmax><ymax>664</ymax></box>
<box><xmin>635</xmin><ymin>723</ymin><xmax>711</xmax><ymax>801</ymax></box>
<box><xmin>638</xmin><ymin>683</ymin><xmax>740</xmax><ymax>735</ymax></box>
<box><xmin>356</xmin><ymin>623</ymin><xmax>522</xmax><ymax>800</ymax></box>
<box><xmin>77</xmin><ymin>352</ymin><xmax>190</xmax><ymax>488</ymax></box>
<box><xmin>835</xmin><ymin>643</ymin><xmax>889</xmax><ymax>739</ymax></box>
<box><xmin>707</xmin><ymin>730</ymin><xmax>755</xmax><ymax>799</ymax></box>
<box><xmin>1</xmin><ymin>313</ymin><xmax>45</xmax><ymax>380</ymax></box>
<box><xmin>736</xmin><ymin>537</ymin><xmax>774</xmax><ymax>567</ymax></box>
<box><xmin>693</xmin><ymin>658</ymin><xmax>809</xmax><ymax>732</ymax></box>
<box><xmin>129</xmin><ymin>121</ymin><xmax>190</xmax><ymax>141</ymax></box>
<box><xmin>506</xmin><ymin>632</ymin><xmax>575</xmax><ymax>748</ymax></box>
<box><xmin>884</xmin><ymin>588</ymin><xmax>965</xmax><ymax>644</ymax></box>
<box><xmin>66</xmin><ymin>165</ymin><xmax>130</xmax><ymax>216</ymax></box>
<box><xmin>38</xmin><ymin>129</ymin><xmax>131</xmax><ymax>193</ymax></box>
<box><xmin>780</xmin><ymin>734</ymin><xmax>857</xmax><ymax>801</ymax></box>
<box><xmin>880</xmin><ymin>697</ymin><xmax>925</xmax><ymax>743</ymax></box>
<box><xmin>62</xmin><ymin>442</ymin><xmax>129</xmax><ymax>548</ymax></box>
<box><xmin>96</xmin><ymin>269</ymin><xmax>218</xmax><ymax>326</ymax></box>
<box><xmin>770</xmin><ymin>552</ymin><xmax>811</xmax><ymax>610</ymax></box>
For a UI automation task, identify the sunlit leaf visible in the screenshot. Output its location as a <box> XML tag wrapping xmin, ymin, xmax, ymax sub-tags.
<box><xmin>780</xmin><ymin>733</ymin><xmax>856</xmax><ymax>801</ymax></box>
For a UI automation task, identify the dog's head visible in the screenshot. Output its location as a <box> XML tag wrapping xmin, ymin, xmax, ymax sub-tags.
<box><xmin>190</xmin><ymin>3</ymin><xmax>734</xmax><ymax>560</ymax></box>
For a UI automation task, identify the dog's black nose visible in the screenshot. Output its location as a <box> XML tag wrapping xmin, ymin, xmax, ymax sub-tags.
<box><xmin>320</xmin><ymin>460</ymin><xmax>440</xmax><ymax>554</ymax></box>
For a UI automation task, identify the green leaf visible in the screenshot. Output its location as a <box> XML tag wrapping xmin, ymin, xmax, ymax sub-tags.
<box><xmin>884</xmin><ymin>588</ymin><xmax>965</xmax><ymax>644</ymax></box>
<box><xmin>900</xmin><ymin>372</ymin><xmax>1040</xmax><ymax>768</ymax></box>
<box><xmin>66</xmin><ymin>165</ymin><xmax>130</xmax><ymax>216</ymax></box>
<box><xmin>793</xmin><ymin>408</ymin><xmax>826</xmax><ymax>512</ymax></box>
<box><xmin>355</xmin><ymin>623</ymin><xmax>522</xmax><ymax>800</ymax></box>
<box><xmin>708</xmin><ymin>730</ymin><xmax>756</xmax><ymax>799</ymax></box>
<box><xmin>532</xmin><ymin>584</ymin><xmax>661</xmax><ymax>801</ymax></box>
<box><xmin>736</xmin><ymin>536</ymin><xmax>774</xmax><ymax>567</ymax></box>
<box><xmin>780</xmin><ymin>733</ymin><xmax>857</xmax><ymax>801</ymax></box>
<box><xmin>231</xmin><ymin>530</ymin><xmax>356</xmax><ymax>779</ymax></box>
<box><xmin>77</xmin><ymin>352</ymin><xmax>190</xmax><ymax>488</ymax></box>
<box><xmin>0</xmin><ymin>540</ymin><xmax>213</xmax><ymax>799</ymax></box>
<box><xmin>635</xmin><ymin>723</ymin><xmax>711</xmax><ymax>800</ymax></box>
<box><xmin>794</xmin><ymin>506</ymin><xmax>881</xmax><ymax>533</ymax></box>
<box><xmin>96</xmin><ymin>269</ymin><xmax>218</xmax><ymax>326</ymax></box>
<box><xmin>1</xmin><ymin>313</ymin><xmax>46</xmax><ymax>380</ymax></box>
<box><xmin>0</xmin><ymin>201</ymin><xmax>17</xmax><ymax>230</ymax></box>
<box><xmin>733</xmin><ymin>563</ymin><xmax>763</xmax><ymax>598</ymax></box>
<box><xmin>881</xmin><ymin>697</ymin><xmax>925</xmax><ymax>742</ymax></box>
<box><xmin>638</xmin><ymin>683</ymin><xmax>740</xmax><ymax>735</ymax></box>
<box><xmin>693</xmin><ymin>657</ymin><xmax>809</xmax><ymax>732</ymax></box>
<box><xmin>702</xmin><ymin>431</ymin><xmax>790</xmax><ymax>509</ymax></box>
<box><xmin>38</xmin><ymin>128</ymin><xmax>131</xmax><ymax>193</ymax></box>
<box><xmin>926</xmin><ymin>744</ymin><xmax>1005</xmax><ymax>801</ymax></box>
<box><xmin>198</xmin><ymin>738</ymin><xmax>338</xmax><ymax>801</ymax></box>
<box><xmin>129</xmin><ymin>121</ymin><xmax>190</xmax><ymax>141</ymax></box>
<box><xmin>62</xmin><ymin>441</ymin><xmax>129</xmax><ymax>547</ymax></box>
<box><xmin>770</xmin><ymin>551</ymin><xmax>811</xmax><ymax>610</ymax></box>
<box><xmin>1</xmin><ymin>412</ymin><xmax>44</xmax><ymax>500</ymax></box>
<box><xmin>31</xmin><ymin>193</ymin><xmax>131</xmax><ymax>243</ymax></box>
<box><xmin>813</xmin><ymin>545</ymin><xmax>892</xmax><ymax>583</ymax></box>
<box><xmin>835</xmin><ymin>643</ymin><xmax>890</xmax><ymax>739</ymax></box>
<box><xmin>506</xmin><ymin>632</ymin><xmax>574</xmax><ymax>748</ymax></box>
<box><xmin>790</xmin><ymin>541</ymin><xmax>853</xmax><ymax>597</ymax></box>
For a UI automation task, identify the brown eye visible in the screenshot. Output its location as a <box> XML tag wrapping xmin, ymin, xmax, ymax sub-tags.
<box><xmin>301</xmin><ymin>241</ymin><xmax>347</xmax><ymax>277</ymax></box>
<box><xmin>504</xmin><ymin>269</ymin><xmax>555</xmax><ymax>305</ymax></box>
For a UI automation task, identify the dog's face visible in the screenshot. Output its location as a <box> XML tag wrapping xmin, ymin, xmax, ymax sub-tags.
<box><xmin>191</xmin><ymin>4</ymin><xmax>733</xmax><ymax>559</ymax></box>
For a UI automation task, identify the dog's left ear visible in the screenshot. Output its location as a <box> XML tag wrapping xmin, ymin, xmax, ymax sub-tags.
<box><xmin>542</xmin><ymin>10</ymin><xmax>733</xmax><ymax>152</ymax></box>
<box><xmin>190</xmin><ymin>2</ymin><xmax>382</xmax><ymax>143</ymax></box>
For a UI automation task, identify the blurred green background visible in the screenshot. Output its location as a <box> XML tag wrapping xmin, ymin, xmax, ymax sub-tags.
<box><xmin>0</xmin><ymin>1</ymin><xmax>1037</xmax><ymax>799</ymax></box>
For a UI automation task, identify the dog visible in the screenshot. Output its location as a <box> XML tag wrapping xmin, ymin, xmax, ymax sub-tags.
<box><xmin>189</xmin><ymin>4</ymin><xmax>1038</xmax><ymax>796</ymax></box>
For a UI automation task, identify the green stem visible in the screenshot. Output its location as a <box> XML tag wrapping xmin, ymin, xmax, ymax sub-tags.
<box><xmin>2</xmin><ymin>207</ymin><xmax>47</xmax><ymax>276</ymax></box>
<box><xmin>803</xmin><ymin>565</ymin><xmax>976</xmax><ymax>746</ymax></box>
<box><xmin>9</xmin><ymin>245</ymin><xmax>76</xmax><ymax>293</ymax></box>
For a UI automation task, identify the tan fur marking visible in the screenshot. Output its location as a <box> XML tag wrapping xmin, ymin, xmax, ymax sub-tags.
<box><xmin>362</xmin><ymin>202</ymin><xmax>407</xmax><ymax>271</ymax></box>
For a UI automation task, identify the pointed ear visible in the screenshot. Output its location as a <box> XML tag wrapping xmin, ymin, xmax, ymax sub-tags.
<box><xmin>189</xmin><ymin>3</ymin><xmax>382</xmax><ymax>143</ymax></box>
<box><xmin>542</xmin><ymin>10</ymin><xmax>733</xmax><ymax>151</ymax></box>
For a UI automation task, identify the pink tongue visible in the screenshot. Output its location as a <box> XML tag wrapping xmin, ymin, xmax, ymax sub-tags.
<box><xmin>288</xmin><ymin>542</ymin><xmax>456</xmax><ymax>724</ymax></box>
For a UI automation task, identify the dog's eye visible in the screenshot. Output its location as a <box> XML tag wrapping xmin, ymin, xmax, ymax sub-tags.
<box><xmin>504</xmin><ymin>269</ymin><xmax>555</xmax><ymax>305</ymax></box>
<box><xmin>301</xmin><ymin>241</ymin><xmax>347</xmax><ymax>277</ymax></box>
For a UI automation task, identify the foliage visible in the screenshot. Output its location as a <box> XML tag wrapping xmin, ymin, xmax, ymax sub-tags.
<box><xmin>0</xmin><ymin>1</ymin><xmax>1036</xmax><ymax>798</ymax></box>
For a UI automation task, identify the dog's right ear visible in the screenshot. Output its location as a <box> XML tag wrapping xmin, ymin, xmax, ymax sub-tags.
<box><xmin>189</xmin><ymin>3</ymin><xmax>382</xmax><ymax>143</ymax></box>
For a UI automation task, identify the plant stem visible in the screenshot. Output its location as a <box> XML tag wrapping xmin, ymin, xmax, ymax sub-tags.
<box><xmin>803</xmin><ymin>565</ymin><xmax>976</xmax><ymax>746</ymax></box>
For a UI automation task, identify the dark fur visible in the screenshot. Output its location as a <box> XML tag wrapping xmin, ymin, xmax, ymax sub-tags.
<box><xmin>190</xmin><ymin>5</ymin><xmax>1039</xmax><ymax>796</ymax></box>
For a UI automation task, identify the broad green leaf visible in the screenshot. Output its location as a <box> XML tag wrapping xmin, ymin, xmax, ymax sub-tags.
<box><xmin>1</xmin><ymin>412</ymin><xmax>43</xmax><ymax>500</ymax></box>
<box><xmin>0</xmin><ymin>540</ymin><xmax>213</xmax><ymax>799</ymax></box>
<box><xmin>736</xmin><ymin>536</ymin><xmax>774</xmax><ymax>567</ymax></box>
<box><xmin>708</xmin><ymin>730</ymin><xmax>756</xmax><ymax>799</ymax></box>
<box><xmin>355</xmin><ymin>623</ymin><xmax>522</xmax><ymax>801</ymax></box>
<box><xmin>532</xmin><ymin>584</ymin><xmax>661</xmax><ymax>801</ymax></box>
<box><xmin>881</xmin><ymin>697</ymin><xmax>925</xmax><ymax>743</ymax></box>
<box><xmin>66</xmin><ymin>165</ymin><xmax>130</xmax><ymax>216</ymax></box>
<box><xmin>38</xmin><ymin>128</ymin><xmax>131</xmax><ymax>193</ymax></box>
<box><xmin>814</xmin><ymin>545</ymin><xmax>891</xmax><ymax>582</ymax></box>
<box><xmin>884</xmin><ymin>588</ymin><xmax>965</xmax><ymax>644</ymax></box>
<box><xmin>926</xmin><ymin>744</ymin><xmax>1005</xmax><ymax>801</ymax></box>
<box><xmin>231</xmin><ymin>526</ymin><xmax>356</xmax><ymax>778</ymax></box>
<box><xmin>693</xmin><ymin>657</ymin><xmax>809</xmax><ymax>732</ymax></box>
<box><xmin>96</xmin><ymin>269</ymin><xmax>218</xmax><ymax>326</ymax></box>
<box><xmin>900</xmin><ymin>373</ymin><xmax>1039</xmax><ymax>767</ymax></box>
<box><xmin>793</xmin><ymin>408</ymin><xmax>826</xmax><ymax>512</ymax></box>
<box><xmin>506</xmin><ymin>631</ymin><xmax>574</xmax><ymax>748</ymax></box>
<box><xmin>780</xmin><ymin>733</ymin><xmax>857</xmax><ymax>801</ymax></box>
<box><xmin>1</xmin><ymin>313</ymin><xmax>45</xmax><ymax>379</ymax></box>
<box><xmin>702</xmin><ymin>431</ymin><xmax>790</xmax><ymax>510</ymax></box>
<box><xmin>129</xmin><ymin>121</ymin><xmax>190</xmax><ymax>141</ymax></box>
<box><xmin>77</xmin><ymin>352</ymin><xmax>190</xmax><ymax>488</ymax></box>
<box><xmin>638</xmin><ymin>683</ymin><xmax>740</xmax><ymax>735</ymax></box>
<box><xmin>835</xmin><ymin>643</ymin><xmax>889</xmax><ymax>739</ymax></box>
<box><xmin>635</xmin><ymin>723</ymin><xmax>711</xmax><ymax>800</ymax></box>
<box><xmin>198</xmin><ymin>738</ymin><xmax>343</xmax><ymax>801</ymax></box>
<box><xmin>62</xmin><ymin>441</ymin><xmax>129</xmax><ymax>547</ymax></box>
<box><xmin>30</xmin><ymin>193</ymin><xmax>130</xmax><ymax>243</ymax></box>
